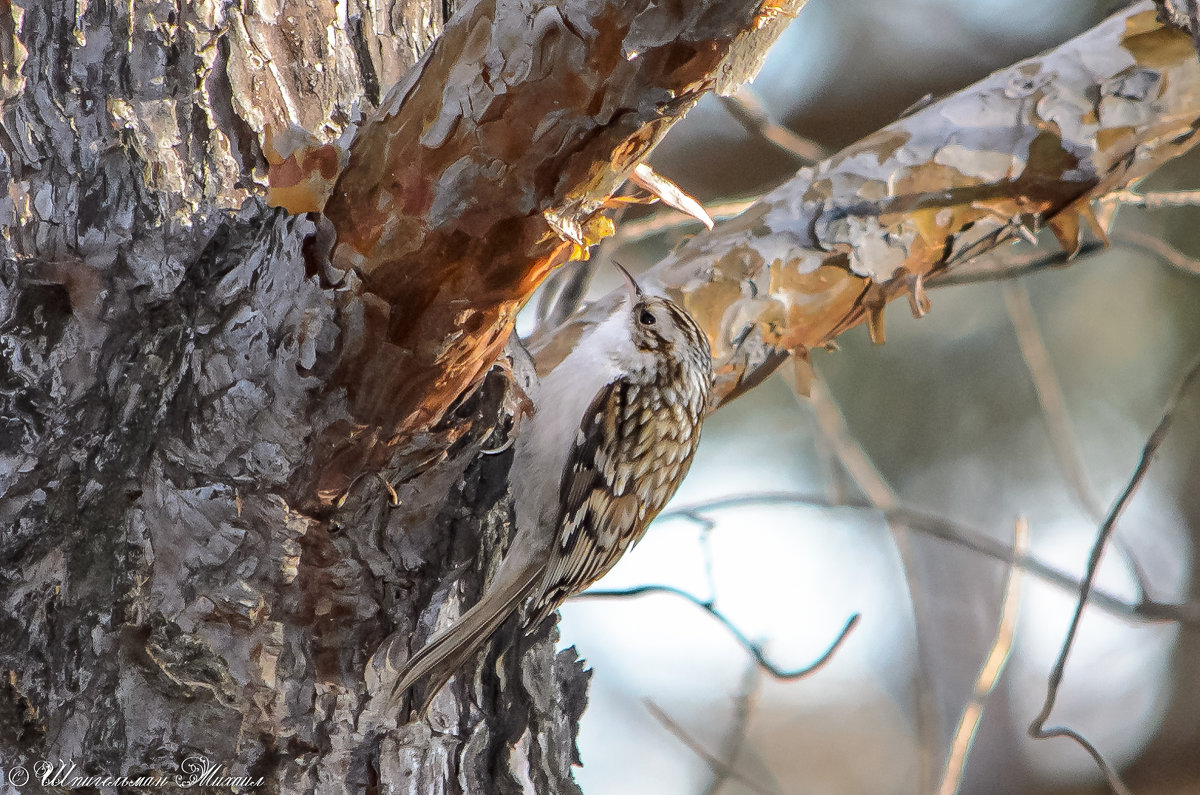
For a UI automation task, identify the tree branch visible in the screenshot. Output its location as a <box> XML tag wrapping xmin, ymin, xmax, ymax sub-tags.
<box><xmin>644</xmin><ymin>699</ymin><xmax>781</xmax><ymax>795</ymax></box>
<box><xmin>575</xmin><ymin>585</ymin><xmax>859</xmax><ymax>681</ymax></box>
<box><xmin>533</xmin><ymin>2</ymin><xmax>1200</xmax><ymax>413</ymax></box>
<box><xmin>310</xmin><ymin>0</ymin><xmax>807</xmax><ymax>501</ymax></box>
<box><xmin>1002</xmin><ymin>281</ymin><xmax>1107</xmax><ymax>521</ymax></box>
<box><xmin>1028</xmin><ymin>351</ymin><xmax>1200</xmax><ymax>793</ymax></box>
<box><xmin>937</xmin><ymin>518</ymin><xmax>1029</xmax><ymax>795</ymax></box>
<box><xmin>657</xmin><ymin>493</ymin><xmax>1200</xmax><ymax>627</ymax></box>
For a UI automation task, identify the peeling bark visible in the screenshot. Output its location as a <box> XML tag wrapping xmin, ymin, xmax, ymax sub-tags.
<box><xmin>0</xmin><ymin>0</ymin><xmax>588</xmax><ymax>791</ymax></box>
<box><xmin>534</xmin><ymin>1</ymin><xmax>1200</xmax><ymax>409</ymax></box>
<box><xmin>0</xmin><ymin>0</ymin><xmax>793</xmax><ymax>791</ymax></box>
<box><xmin>308</xmin><ymin>0</ymin><xmax>804</xmax><ymax>505</ymax></box>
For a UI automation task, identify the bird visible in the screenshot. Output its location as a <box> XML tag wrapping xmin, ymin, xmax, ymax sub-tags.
<box><xmin>381</xmin><ymin>263</ymin><xmax>712</xmax><ymax>715</ymax></box>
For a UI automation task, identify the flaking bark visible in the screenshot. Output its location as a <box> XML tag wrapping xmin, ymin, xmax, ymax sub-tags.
<box><xmin>533</xmin><ymin>1</ymin><xmax>1200</xmax><ymax>409</ymax></box>
<box><xmin>314</xmin><ymin>0</ymin><xmax>804</xmax><ymax>502</ymax></box>
<box><xmin>0</xmin><ymin>0</ymin><xmax>588</xmax><ymax>791</ymax></box>
<box><xmin>0</xmin><ymin>0</ymin><xmax>793</xmax><ymax>792</ymax></box>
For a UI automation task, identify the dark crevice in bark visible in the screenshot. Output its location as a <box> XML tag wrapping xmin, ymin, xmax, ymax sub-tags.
<box><xmin>2</xmin><ymin>1</ymin><xmax>592</xmax><ymax>790</ymax></box>
<box><xmin>348</xmin><ymin>14</ymin><xmax>383</xmax><ymax>108</ymax></box>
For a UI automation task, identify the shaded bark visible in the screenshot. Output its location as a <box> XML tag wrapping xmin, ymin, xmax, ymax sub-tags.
<box><xmin>0</xmin><ymin>0</ymin><xmax>588</xmax><ymax>791</ymax></box>
<box><xmin>0</xmin><ymin>0</ymin><xmax>792</xmax><ymax>792</ymax></box>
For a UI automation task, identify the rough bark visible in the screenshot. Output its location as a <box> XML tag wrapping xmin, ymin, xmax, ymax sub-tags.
<box><xmin>533</xmin><ymin>1</ymin><xmax>1200</xmax><ymax>408</ymax></box>
<box><xmin>312</xmin><ymin>0</ymin><xmax>803</xmax><ymax>503</ymax></box>
<box><xmin>0</xmin><ymin>0</ymin><xmax>793</xmax><ymax>792</ymax></box>
<box><xmin>0</xmin><ymin>0</ymin><xmax>584</xmax><ymax>791</ymax></box>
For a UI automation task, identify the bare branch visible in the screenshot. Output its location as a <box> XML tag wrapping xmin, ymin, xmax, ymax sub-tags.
<box><xmin>1002</xmin><ymin>280</ymin><xmax>1159</xmax><ymax>604</ymax></box>
<box><xmin>657</xmin><ymin>494</ymin><xmax>1200</xmax><ymax>627</ymax></box>
<box><xmin>644</xmin><ymin>700</ymin><xmax>781</xmax><ymax>795</ymax></box>
<box><xmin>535</xmin><ymin>2</ymin><xmax>1200</xmax><ymax>407</ymax></box>
<box><xmin>1108</xmin><ymin>188</ymin><xmax>1200</xmax><ymax>207</ymax></box>
<box><xmin>719</xmin><ymin>86</ymin><xmax>829</xmax><ymax>162</ymax></box>
<box><xmin>805</xmin><ymin>377</ymin><xmax>939</xmax><ymax>790</ymax></box>
<box><xmin>1028</xmin><ymin>352</ymin><xmax>1200</xmax><ymax>793</ymax></box>
<box><xmin>1116</xmin><ymin>229</ymin><xmax>1200</xmax><ymax>275</ymax></box>
<box><xmin>937</xmin><ymin>517</ymin><xmax>1029</xmax><ymax>795</ymax></box>
<box><xmin>575</xmin><ymin>585</ymin><xmax>860</xmax><ymax>681</ymax></box>
<box><xmin>702</xmin><ymin>664</ymin><xmax>773</xmax><ymax>795</ymax></box>
<box><xmin>927</xmin><ymin>242</ymin><xmax>1107</xmax><ymax>289</ymax></box>
<box><xmin>807</xmin><ymin>378</ymin><xmax>896</xmax><ymax>509</ymax></box>
<box><xmin>1002</xmin><ymin>281</ymin><xmax>1107</xmax><ymax>521</ymax></box>
<box><xmin>930</xmin><ymin>221</ymin><xmax>1200</xmax><ymax>290</ymax></box>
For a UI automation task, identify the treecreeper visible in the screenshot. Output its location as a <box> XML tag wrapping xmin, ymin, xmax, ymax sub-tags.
<box><xmin>373</xmin><ymin>264</ymin><xmax>713</xmax><ymax>716</ymax></box>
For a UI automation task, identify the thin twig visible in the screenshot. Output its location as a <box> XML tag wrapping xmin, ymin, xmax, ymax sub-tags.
<box><xmin>1116</xmin><ymin>229</ymin><xmax>1200</xmax><ymax>275</ymax></box>
<box><xmin>576</xmin><ymin>585</ymin><xmax>860</xmax><ymax>681</ymax></box>
<box><xmin>1002</xmin><ymin>281</ymin><xmax>1154</xmax><ymax>602</ymax></box>
<box><xmin>719</xmin><ymin>86</ymin><xmax>829</xmax><ymax>163</ymax></box>
<box><xmin>1028</xmin><ymin>351</ymin><xmax>1200</xmax><ymax>795</ymax></box>
<box><xmin>928</xmin><ymin>241</ymin><xmax>1107</xmax><ymax>289</ymax></box>
<box><xmin>805</xmin><ymin>376</ymin><xmax>939</xmax><ymax>791</ymax></box>
<box><xmin>702</xmin><ymin>663</ymin><xmax>771</xmax><ymax>795</ymax></box>
<box><xmin>655</xmin><ymin>493</ymin><xmax>1200</xmax><ymax>626</ymax></box>
<box><xmin>1002</xmin><ymin>281</ymin><xmax>1107</xmax><ymax>521</ymax></box>
<box><xmin>612</xmin><ymin>199</ymin><xmax>757</xmax><ymax>246</ymax></box>
<box><xmin>1108</xmin><ymin>187</ymin><xmax>1200</xmax><ymax>208</ymax></box>
<box><xmin>807</xmin><ymin>377</ymin><xmax>896</xmax><ymax>508</ymax></box>
<box><xmin>937</xmin><ymin>517</ymin><xmax>1030</xmax><ymax>795</ymax></box>
<box><xmin>644</xmin><ymin>700</ymin><xmax>781</xmax><ymax>795</ymax></box>
<box><xmin>933</xmin><ymin>224</ymin><xmax>1200</xmax><ymax>289</ymax></box>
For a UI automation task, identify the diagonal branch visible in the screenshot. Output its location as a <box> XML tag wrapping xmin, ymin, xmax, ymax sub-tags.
<box><xmin>644</xmin><ymin>700</ymin><xmax>782</xmax><ymax>795</ymax></box>
<box><xmin>719</xmin><ymin>86</ymin><xmax>828</xmax><ymax>162</ymax></box>
<box><xmin>309</xmin><ymin>0</ymin><xmax>807</xmax><ymax>501</ymax></box>
<box><xmin>1028</xmin><ymin>351</ymin><xmax>1200</xmax><ymax>793</ymax></box>
<box><xmin>1002</xmin><ymin>281</ymin><xmax>1107</xmax><ymax>521</ymax></box>
<box><xmin>657</xmin><ymin>493</ymin><xmax>1200</xmax><ymax>627</ymax></box>
<box><xmin>702</xmin><ymin>664</ymin><xmax>772</xmax><ymax>795</ymax></box>
<box><xmin>533</xmin><ymin>3</ymin><xmax>1200</xmax><ymax>411</ymax></box>
<box><xmin>804</xmin><ymin>375</ymin><xmax>941</xmax><ymax>790</ymax></box>
<box><xmin>937</xmin><ymin>517</ymin><xmax>1030</xmax><ymax>795</ymax></box>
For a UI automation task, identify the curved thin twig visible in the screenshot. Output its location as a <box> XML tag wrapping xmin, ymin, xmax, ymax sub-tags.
<box><xmin>575</xmin><ymin>584</ymin><xmax>860</xmax><ymax>681</ymax></box>
<box><xmin>655</xmin><ymin>493</ymin><xmax>1200</xmax><ymax>627</ymax></box>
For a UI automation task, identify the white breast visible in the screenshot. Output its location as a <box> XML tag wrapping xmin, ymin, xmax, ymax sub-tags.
<box><xmin>509</xmin><ymin>308</ymin><xmax>633</xmax><ymax>553</ymax></box>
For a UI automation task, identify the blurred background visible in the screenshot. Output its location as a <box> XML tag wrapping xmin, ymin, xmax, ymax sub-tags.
<box><xmin>525</xmin><ymin>1</ymin><xmax>1200</xmax><ymax>793</ymax></box>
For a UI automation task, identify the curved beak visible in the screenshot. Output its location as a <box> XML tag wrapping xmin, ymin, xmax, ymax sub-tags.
<box><xmin>612</xmin><ymin>261</ymin><xmax>643</xmax><ymax>303</ymax></box>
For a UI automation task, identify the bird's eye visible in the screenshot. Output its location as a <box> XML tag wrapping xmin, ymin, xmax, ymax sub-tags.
<box><xmin>639</xmin><ymin>309</ymin><xmax>656</xmax><ymax>326</ymax></box>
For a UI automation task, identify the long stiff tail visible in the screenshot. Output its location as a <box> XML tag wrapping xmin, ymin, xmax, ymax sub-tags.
<box><xmin>385</xmin><ymin>565</ymin><xmax>542</xmax><ymax>716</ymax></box>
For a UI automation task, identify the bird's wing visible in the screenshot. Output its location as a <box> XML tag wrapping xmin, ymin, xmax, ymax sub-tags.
<box><xmin>530</xmin><ymin>377</ymin><xmax>646</xmax><ymax>625</ymax></box>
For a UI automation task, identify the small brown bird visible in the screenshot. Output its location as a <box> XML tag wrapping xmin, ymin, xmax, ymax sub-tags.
<box><xmin>383</xmin><ymin>264</ymin><xmax>712</xmax><ymax>713</ymax></box>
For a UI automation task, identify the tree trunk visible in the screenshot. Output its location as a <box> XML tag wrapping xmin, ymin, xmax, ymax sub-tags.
<box><xmin>0</xmin><ymin>0</ymin><xmax>593</xmax><ymax>791</ymax></box>
<box><xmin>0</xmin><ymin>0</ymin><xmax>795</xmax><ymax>790</ymax></box>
